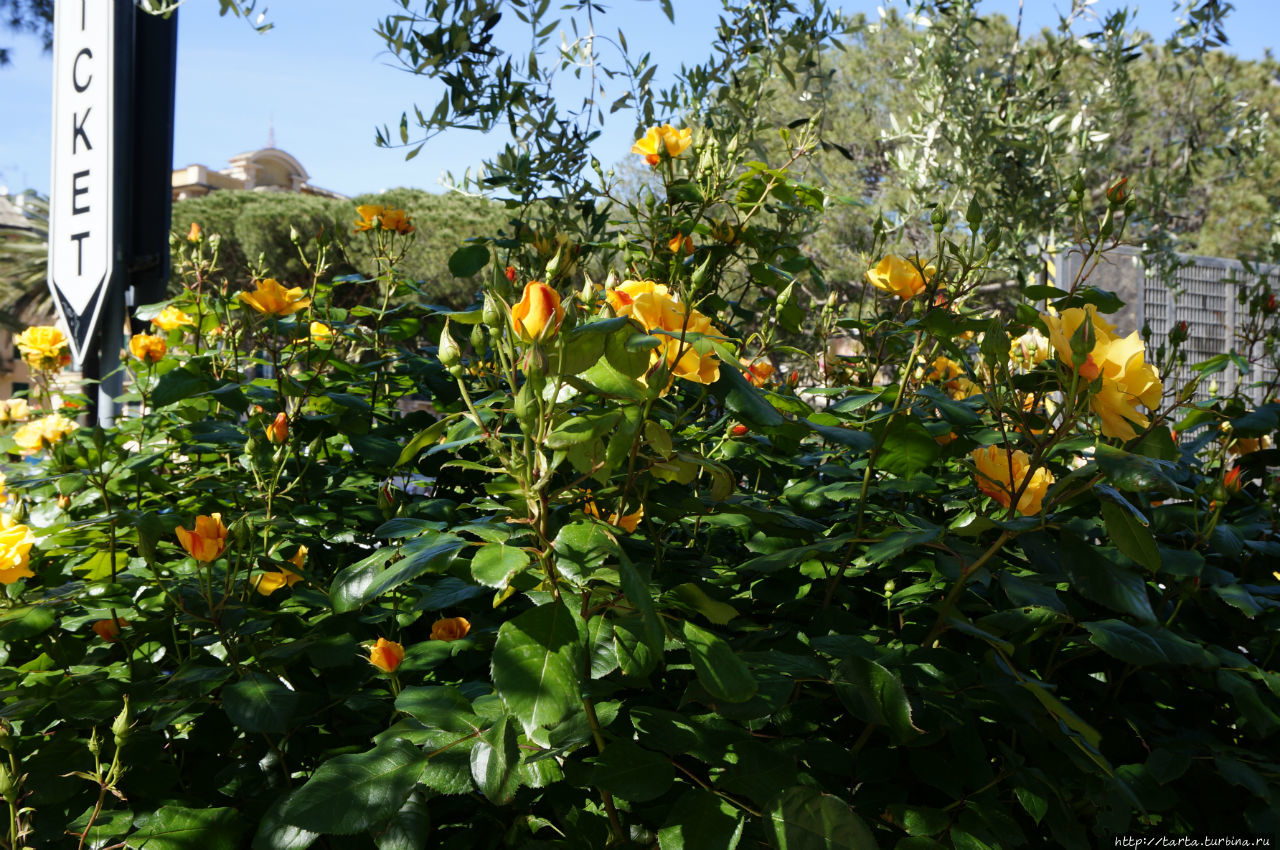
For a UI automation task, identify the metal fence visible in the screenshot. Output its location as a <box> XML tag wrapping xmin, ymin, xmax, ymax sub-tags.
<box><xmin>1052</xmin><ymin>246</ymin><xmax>1280</xmax><ymax>405</ymax></box>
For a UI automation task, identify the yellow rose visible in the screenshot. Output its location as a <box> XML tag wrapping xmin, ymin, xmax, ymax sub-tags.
<box><xmin>176</xmin><ymin>513</ymin><xmax>228</xmax><ymax>562</ymax></box>
<box><xmin>15</xmin><ymin>326</ymin><xmax>70</xmax><ymax>372</ymax></box>
<box><xmin>309</xmin><ymin>322</ymin><xmax>334</xmax><ymax>344</ymax></box>
<box><xmin>430</xmin><ymin>617</ymin><xmax>471</xmax><ymax>642</ymax></box>
<box><xmin>240</xmin><ymin>278</ymin><xmax>311</xmax><ymax>317</ymax></box>
<box><xmin>186</xmin><ymin>221</ymin><xmax>202</xmax><ymax>243</ymax></box>
<box><xmin>128</xmin><ymin>333</ymin><xmax>167</xmax><ymax>364</ymax></box>
<box><xmin>0</xmin><ymin>521</ymin><xmax>35</xmax><ymax>584</ymax></box>
<box><xmin>606</xmin><ymin>279</ymin><xmax>671</xmax><ymax>316</ymax></box>
<box><xmin>369</xmin><ymin>637</ymin><xmax>405</xmax><ymax>672</ymax></box>
<box><xmin>354</xmin><ymin>204</ymin><xmax>385</xmax><ymax>232</ymax></box>
<box><xmin>354</xmin><ymin>205</ymin><xmax>414</xmax><ymax>234</ymax></box>
<box><xmin>0</xmin><ymin>398</ymin><xmax>29</xmax><ymax>424</ymax></box>
<box><xmin>631</xmin><ymin>124</ymin><xmax>692</xmax><ymax>164</ymax></box>
<box><xmin>12</xmin><ymin>414</ymin><xmax>77</xmax><ymax>455</ymax></box>
<box><xmin>971</xmin><ymin>446</ymin><xmax>1054</xmax><ymax>516</ymax></box>
<box><xmin>865</xmin><ymin>255</ymin><xmax>934</xmax><ymax>300</ymax></box>
<box><xmin>152</xmin><ymin>305</ymin><xmax>194</xmax><ymax>331</ymax></box>
<box><xmin>623</xmin><ymin>289</ymin><xmax>720</xmax><ymax>386</ymax></box>
<box><xmin>1041</xmin><ymin>306</ymin><xmax>1163</xmax><ymax>440</ymax></box>
<box><xmin>510</xmin><ymin>281</ymin><xmax>565</xmax><ymax>341</ymax></box>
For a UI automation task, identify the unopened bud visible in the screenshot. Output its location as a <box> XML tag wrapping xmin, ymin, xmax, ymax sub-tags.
<box><xmin>112</xmin><ymin>697</ymin><xmax>131</xmax><ymax>746</ymax></box>
<box><xmin>289</xmin><ymin>225</ymin><xmax>302</xmax><ymax>246</ymax></box>
<box><xmin>0</xmin><ymin>762</ymin><xmax>17</xmax><ymax>803</ymax></box>
<box><xmin>482</xmin><ymin>294</ymin><xmax>502</xmax><ymax>328</ymax></box>
<box><xmin>438</xmin><ymin>321</ymin><xmax>462</xmax><ymax>368</ymax></box>
<box><xmin>731</xmin><ymin>424</ymin><xmax>748</xmax><ymax>437</ymax></box>
<box><xmin>88</xmin><ymin>728</ymin><xmax>102</xmax><ymax>757</ymax></box>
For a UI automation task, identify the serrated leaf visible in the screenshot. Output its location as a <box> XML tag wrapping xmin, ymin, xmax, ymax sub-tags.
<box><xmin>764</xmin><ymin>786</ymin><xmax>877</xmax><ymax>850</ymax></box>
<box><xmin>491</xmin><ymin>601</ymin><xmax>585</xmax><ymax>734</ymax></box>
<box><xmin>470</xmin><ymin>714</ymin><xmax>520</xmax><ymax>805</ymax></box>
<box><xmin>470</xmin><ymin>542</ymin><xmax>530</xmax><ymax>588</ymax></box>
<box><xmin>279</xmin><ymin>739</ymin><xmax>424</xmax><ymax>835</ymax></box>
<box><xmin>129</xmin><ymin>805</ymin><xmax>243</xmax><ymax>850</ymax></box>
<box><xmin>448</xmin><ymin>243</ymin><xmax>490</xmax><ymax>278</ymax></box>
<box><xmin>592</xmin><ymin>739</ymin><xmax>673</xmax><ymax>802</ymax></box>
<box><xmin>681</xmin><ymin>620</ymin><xmax>757</xmax><ymax>703</ymax></box>
<box><xmin>833</xmin><ymin>655</ymin><xmax>921</xmax><ymax>740</ymax></box>
<box><xmin>223</xmin><ymin>672</ymin><xmax>299</xmax><ymax>734</ymax></box>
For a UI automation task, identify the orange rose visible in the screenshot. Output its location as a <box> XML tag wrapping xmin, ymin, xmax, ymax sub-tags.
<box><xmin>510</xmin><ymin>281</ymin><xmax>565</xmax><ymax>341</ymax></box>
<box><xmin>176</xmin><ymin>513</ymin><xmax>228</xmax><ymax>562</ymax></box>
<box><xmin>187</xmin><ymin>222</ymin><xmax>202</xmax><ymax>242</ymax></box>
<box><xmin>128</xmin><ymin>333</ymin><xmax>167</xmax><ymax>364</ymax></box>
<box><xmin>369</xmin><ymin>637</ymin><xmax>405</xmax><ymax>672</ymax></box>
<box><xmin>92</xmin><ymin>617</ymin><xmax>130</xmax><ymax>642</ymax></box>
<box><xmin>430</xmin><ymin>617</ymin><xmax>471</xmax><ymax>642</ymax></box>
<box><xmin>267</xmin><ymin>412</ymin><xmax>288</xmax><ymax>444</ymax></box>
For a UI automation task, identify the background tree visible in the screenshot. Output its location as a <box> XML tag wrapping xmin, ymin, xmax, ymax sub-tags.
<box><xmin>170</xmin><ymin>188</ymin><xmax>511</xmax><ymax>307</ymax></box>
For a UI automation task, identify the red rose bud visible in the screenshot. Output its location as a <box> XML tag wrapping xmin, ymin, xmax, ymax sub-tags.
<box><xmin>1224</xmin><ymin>466</ymin><xmax>1243</xmax><ymax>495</ymax></box>
<box><xmin>505</xmin><ymin>265</ymin><xmax>517</xmax><ymax>283</ymax></box>
<box><xmin>731</xmin><ymin>424</ymin><xmax>748</xmax><ymax>437</ymax></box>
<box><xmin>1106</xmin><ymin>177</ymin><xmax>1128</xmax><ymax>203</ymax></box>
<box><xmin>787</xmin><ymin>373</ymin><xmax>800</xmax><ymax>387</ymax></box>
<box><xmin>1267</xmin><ymin>294</ymin><xmax>1277</xmax><ymax>313</ymax></box>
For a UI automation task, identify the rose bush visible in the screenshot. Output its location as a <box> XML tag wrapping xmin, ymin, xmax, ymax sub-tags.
<box><xmin>0</xmin><ymin>2</ymin><xmax>1277</xmax><ymax>848</ymax></box>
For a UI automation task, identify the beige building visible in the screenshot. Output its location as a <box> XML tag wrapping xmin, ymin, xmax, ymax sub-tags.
<box><xmin>171</xmin><ymin>147</ymin><xmax>345</xmax><ymax>201</ymax></box>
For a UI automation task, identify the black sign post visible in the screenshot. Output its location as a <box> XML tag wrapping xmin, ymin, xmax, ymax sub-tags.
<box><xmin>49</xmin><ymin>0</ymin><xmax>178</xmax><ymax>427</ymax></box>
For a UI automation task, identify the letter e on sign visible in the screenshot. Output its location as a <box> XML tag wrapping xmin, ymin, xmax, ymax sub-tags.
<box><xmin>48</xmin><ymin>0</ymin><xmax>122</xmax><ymax>362</ymax></box>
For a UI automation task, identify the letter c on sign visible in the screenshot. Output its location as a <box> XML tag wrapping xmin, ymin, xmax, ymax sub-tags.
<box><xmin>73</xmin><ymin>47</ymin><xmax>93</xmax><ymax>92</ymax></box>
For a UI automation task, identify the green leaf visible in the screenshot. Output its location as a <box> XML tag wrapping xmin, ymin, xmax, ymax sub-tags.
<box><xmin>1084</xmin><ymin>620</ymin><xmax>1218</xmax><ymax>668</ymax></box>
<box><xmin>0</xmin><ymin>605</ymin><xmax>55</xmax><ymax>641</ymax></box>
<box><xmin>592</xmin><ymin>739</ymin><xmax>674</xmax><ymax>802</ymax></box>
<box><xmin>331</xmin><ymin>533</ymin><xmax>465</xmax><ymax>612</ymax></box>
<box><xmin>834</xmin><ymin>655</ymin><xmax>921</xmax><ymax>741</ymax></box>
<box><xmin>713</xmin><ymin>363</ymin><xmax>784</xmax><ymax>429</ymax></box>
<box><xmin>1059</xmin><ymin>537</ymin><xmax>1155</xmax><ymax>623</ymax></box>
<box><xmin>68</xmin><ymin>806</ymin><xmax>133</xmax><ymax>848</ymax></box>
<box><xmin>250</xmin><ymin>793</ymin><xmax>319</xmax><ymax>850</ymax></box>
<box><xmin>448</xmin><ymin>243</ymin><xmax>490</xmax><ymax>278</ymax></box>
<box><xmin>151</xmin><ymin>366</ymin><xmax>210</xmax><ymax>407</ymax></box>
<box><xmin>374</xmin><ymin>793</ymin><xmax>432</xmax><ymax>850</ymax></box>
<box><xmin>222</xmin><ymin>672</ymin><xmax>299</xmax><ymax>734</ymax></box>
<box><xmin>470</xmin><ymin>714</ymin><xmax>521</xmax><ymax>805</ymax></box>
<box><xmin>546</xmin><ymin>410</ymin><xmax>622</xmax><ymax>449</ymax></box>
<box><xmin>669</xmin><ymin>582</ymin><xmax>738</xmax><ymax>625</ymax></box>
<box><xmin>764</xmin><ymin>786</ymin><xmax>878</xmax><ymax>850</ymax></box>
<box><xmin>804</xmin><ymin>419</ymin><xmax>874</xmax><ymax>451</ymax></box>
<box><xmin>553</xmin><ymin>521</ymin><xmax>617</xmax><ymax>579</ymax></box>
<box><xmin>129</xmin><ymin>805</ymin><xmax>243</xmax><ymax>850</ymax></box>
<box><xmin>886</xmin><ymin>804</ymin><xmax>950</xmax><ymax>837</ymax></box>
<box><xmin>491</xmin><ymin>601</ymin><xmax>585</xmax><ymax>734</ymax></box>
<box><xmin>395</xmin><ymin>686</ymin><xmax>482</xmax><ymax>733</ymax></box>
<box><xmin>1094</xmin><ymin>443</ymin><xmax>1178</xmax><ymax>494</ymax></box>
<box><xmin>658</xmin><ymin>788</ymin><xmax>744</xmax><ymax>850</ymax></box>
<box><xmin>470</xmin><ymin>542</ymin><xmax>530</xmax><ymax>588</ymax></box>
<box><xmin>1100</xmin><ymin>500</ymin><xmax>1161</xmax><ymax>571</ymax></box>
<box><xmin>681</xmin><ymin>620</ymin><xmax>757</xmax><ymax>703</ymax></box>
<box><xmin>279</xmin><ymin>739</ymin><xmax>425</xmax><ymax>835</ymax></box>
<box><xmin>878</xmin><ymin>419</ymin><xmax>940</xmax><ymax>478</ymax></box>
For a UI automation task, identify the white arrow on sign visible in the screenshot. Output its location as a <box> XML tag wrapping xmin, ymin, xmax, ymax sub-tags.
<box><xmin>48</xmin><ymin>0</ymin><xmax>121</xmax><ymax>363</ymax></box>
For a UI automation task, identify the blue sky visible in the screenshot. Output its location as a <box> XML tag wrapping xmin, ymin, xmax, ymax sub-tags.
<box><xmin>1</xmin><ymin>0</ymin><xmax>1274</xmax><ymax>199</ymax></box>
